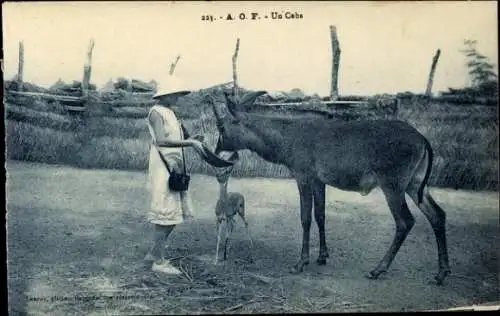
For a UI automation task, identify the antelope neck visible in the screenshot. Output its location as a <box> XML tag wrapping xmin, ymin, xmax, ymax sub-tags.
<box><xmin>237</xmin><ymin>113</ymin><xmax>291</xmax><ymax>165</ymax></box>
<box><xmin>218</xmin><ymin>181</ymin><xmax>228</xmax><ymax>200</ymax></box>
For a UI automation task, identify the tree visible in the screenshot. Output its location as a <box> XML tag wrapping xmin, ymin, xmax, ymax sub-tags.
<box><xmin>288</xmin><ymin>88</ymin><xmax>305</xmax><ymax>100</ymax></box>
<box><xmin>461</xmin><ymin>39</ymin><xmax>498</xmax><ymax>94</ymax></box>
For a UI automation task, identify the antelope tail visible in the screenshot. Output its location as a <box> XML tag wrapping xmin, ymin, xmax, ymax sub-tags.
<box><xmin>418</xmin><ymin>138</ymin><xmax>434</xmax><ymax>204</ymax></box>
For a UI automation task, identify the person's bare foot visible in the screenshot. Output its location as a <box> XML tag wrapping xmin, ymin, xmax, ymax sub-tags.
<box><xmin>152</xmin><ymin>261</ymin><xmax>182</xmax><ymax>275</ymax></box>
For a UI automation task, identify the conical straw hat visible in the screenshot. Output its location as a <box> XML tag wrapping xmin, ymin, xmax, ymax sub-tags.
<box><xmin>153</xmin><ymin>75</ymin><xmax>192</xmax><ymax>99</ymax></box>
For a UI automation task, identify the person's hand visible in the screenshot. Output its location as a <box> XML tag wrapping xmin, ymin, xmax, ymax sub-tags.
<box><xmin>188</xmin><ymin>134</ymin><xmax>205</xmax><ymax>142</ymax></box>
<box><xmin>189</xmin><ymin>140</ymin><xmax>207</xmax><ymax>158</ymax></box>
<box><xmin>166</xmin><ymin>156</ymin><xmax>183</xmax><ymax>174</ymax></box>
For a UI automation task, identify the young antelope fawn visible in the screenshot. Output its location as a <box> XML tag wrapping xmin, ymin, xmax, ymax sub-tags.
<box><xmin>214</xmin><ymin>162</ymin><xmax>253</xmax><ymax>264</ymax></box>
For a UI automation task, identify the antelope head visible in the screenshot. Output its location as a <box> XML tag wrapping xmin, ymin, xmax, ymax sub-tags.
<box><xmin>215</xmin><ymin>164</ymin><xmax>234</xmax><ymax>184</ymax></box>
<box><xmin>208</xmin><ymin>90</ymin><xmax>268</xmax><ymax>155</ymax></box>
<box><xmin>214</xmin><ymin>150</ymin><xmax>238</xmax><ymax>183</ymax></box>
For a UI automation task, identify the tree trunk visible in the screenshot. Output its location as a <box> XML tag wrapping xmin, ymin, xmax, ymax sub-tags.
<box><xmin>330</xmin><ymin>26</ymin><xmax>341</xmax><ymax>101</ymax></box>
<box><xmin>425</xmin><ymin>49</ymin><xmax>441</xmax><ymax>96</ymax></box>
<box><xmin>17</xmin><ymin>41</ymin><xmax>24</xmax><ymax>91</ymax></box>
<box><xmin>232</xmin><ymin>38</ymin><xmax>240</xmax><ymax>99</ymax></box>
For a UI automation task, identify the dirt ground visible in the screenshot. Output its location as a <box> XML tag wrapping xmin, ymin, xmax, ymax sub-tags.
<box><xmin>6</xmin><ymin>161</ymin><xmax>499</xmax><ymax>315</ymax></box>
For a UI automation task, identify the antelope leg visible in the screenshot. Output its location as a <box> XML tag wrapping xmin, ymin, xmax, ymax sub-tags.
<box><xmin>313</xmin><ymin>180</ymin><xmax>329</xmax><ymax>265</ymax></box>
<box><xmin>290</xmin><ymin>178</ymin><xmax>313</xmax><ymax>274</ymax></box>
<box><xmin>407</xmin><ymin>187</ymin><xmax>451</xmax><ymax>285</ymax></box>
<box><xmin>368</xmin><ymin>185</ymin><xmax>414</xmax><ymax>279</ymax></box>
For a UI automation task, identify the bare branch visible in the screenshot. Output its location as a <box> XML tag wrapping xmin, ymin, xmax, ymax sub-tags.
<box><xmin>82</xmin><ymin>38</ymin><xmax>95</xmax><ymax>97</ymax></box>
<box><xmin>330</xmin><ymin>25</ymin><xmax>341</xmax><ymax>101</ymax></box>
<box><xmin>169</xmin><ymin>55</ymin><xmax>182</xmax><ymax>75</ymax></box>
<box><xmin>425</xmin><ymin>49</ymin><xmax>441</xmax><ymax>96</ymax></box>
<box><xmin>232</xmin><ymin>38</ymin><xmax>240</xmax><ymax>99</ymax></box>
<box><xmin>17</xmin><ymin>41</ymin><xmax>24</xmax><ymax>90</ymax></box>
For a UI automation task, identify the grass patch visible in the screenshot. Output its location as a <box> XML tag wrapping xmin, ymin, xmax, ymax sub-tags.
<box><xmin>78</xmin><ymin>115</ymin><xmax>150</xmax><ymax>139</ymax></box>
<box><xmin>397</xmin><ymin>101</ymin><xmax>498</xmax><ymax>190</ymax></box>
<box><xmin>6</xmin><ymin>120</ymin><xmax>81</xmax><ymax>165</ymax></box>
<box><xmin>5</xmin><ymin>120</ymin><xmax>150</xmax><ymax>171</ymax></box>
<box><xmin>76</xmin><ymin>136</ymin><xmax>150</xmax><ymax>170</ymax></box>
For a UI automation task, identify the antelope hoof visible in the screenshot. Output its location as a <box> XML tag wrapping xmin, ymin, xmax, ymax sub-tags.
<box><xmin>434</xmin><ymin>269</ymin><xmax>451</xmax><ymax>286</ymax></box>
<box><xmin>316</xmin><ymin>252</ymin><xmax>329</xmax><ymax>265</ymax></box>
<box><xmin>366</xmin><ymin>269</ymin><xmax>386</xmax><ymax>280</ymax></box>
<box><xmin>316</xmin><ymin>258</ymin><xmax>327</xmax><ymax>265</ymax></box>
<box><xmin>289</xmin><ymin>260</ymin><xmax>309</xmax><ymax>274</ymax></box>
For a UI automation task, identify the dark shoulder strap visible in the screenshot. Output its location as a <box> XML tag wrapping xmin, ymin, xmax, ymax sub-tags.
<box><xmin>180</xmin><ymin>123</ymin><xmax>190</xmax><ymax>139</ymax></box>
<box><xmin>179</xmin><ymin>122</ymin><xmax>187</xmax><ymax>175</ymax></box>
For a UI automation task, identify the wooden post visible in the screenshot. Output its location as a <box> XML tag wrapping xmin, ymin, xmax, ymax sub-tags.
<box><xmin>232</xmin><ymin>38</ymin><xmax>240</xmax><ymax>99</ymax></box>
<box><xmin>126</xmin><ymin>78</ymin><xmax>133</xmax><ymax>93</ymax></box>
<box><xmin>169</xmin><ymin>55</ymin><xmax>181</xmax><ymax>75</ymax></box>
<box><xmin>425</xmin><ymin>49</ymin><xmax>441</xmax><ymax>96</ymax></box>
<box><xmin>330</xmin><ymin>25</ymin><xmax>341</xmax><ymax>101</ymax></box>
<box><xmin>17</xmin><ymin>41</ymin><xmax>24</xmax><ymax>91</ymax></box>
<box><xmin>82</xmin><ymin>39</ymin><xmax>95</xmax><ymax>98</ymax></box>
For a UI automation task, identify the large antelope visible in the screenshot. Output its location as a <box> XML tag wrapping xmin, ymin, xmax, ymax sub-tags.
<box><xmin>208</xmin><ymin>91</ymin><xmax>451</xmax><ymax>285</ymax></box>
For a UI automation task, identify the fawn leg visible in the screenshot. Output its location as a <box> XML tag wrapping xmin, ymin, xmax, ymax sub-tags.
<box><xmin>223</xmin><ymin>218</ymin><xmax>234</xmax><ymax>261</ymax></box>
<box><xmin>239</xmin><ymin>212</ymin><xmax>254</xmax><ymax>263</ymax></box>
<box><xmin>239</xmin><ymin>205</ymin><xmax>253</xmax><ymax>247</ymax></box>
<box><xmin>215</xmin><ymin>220</ymin><xmax>224</xmax><ymax>264</ymax></box>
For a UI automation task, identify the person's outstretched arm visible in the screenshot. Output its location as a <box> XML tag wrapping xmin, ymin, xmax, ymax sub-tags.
<box><xmin>149</xmin><ymin>110</ymin><xmax>236</xmax><ymax>168</ymax></box>
<box><xmin>149</xmin><ymin>110</ymin><xmax>203</xmax><ymax>148</ymax></box>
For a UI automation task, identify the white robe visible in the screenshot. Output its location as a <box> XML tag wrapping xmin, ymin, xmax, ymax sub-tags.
<box><xmin>146</xmin><ymin>105</ymin><xmax>194</xmax><ymax>225</ymax></box>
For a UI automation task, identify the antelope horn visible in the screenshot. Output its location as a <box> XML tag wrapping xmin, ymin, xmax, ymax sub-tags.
<box><xmin>240</xmin><ymin>90</ymin><xmax>268</xmax><ymax>105</ymax></box>
<box><xmin>194</xmin><ymin>141</ymin><xmax>237</xmax><ymax>168</ymax></box>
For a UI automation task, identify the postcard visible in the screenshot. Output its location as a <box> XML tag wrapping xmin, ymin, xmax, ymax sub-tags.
<box><xmin>4</xmin><ymin>1</ymin><xmax>499</xmax><ymax>314</ymax></box>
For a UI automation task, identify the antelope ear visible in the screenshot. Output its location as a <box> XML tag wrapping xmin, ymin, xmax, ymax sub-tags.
<box><xmin>222</xmin><ymin>91</ymin><xmax>233</xmax><ymax>105</ymax></box>
<box><xmin>241</xmin><ymin>90</ymin><xmax>267</xmax><ymax>106</ymax></box>
<box><xmin>223</xmin><ymin>91</ymin><xmax>240</xmax><ymax>117</ymax></box>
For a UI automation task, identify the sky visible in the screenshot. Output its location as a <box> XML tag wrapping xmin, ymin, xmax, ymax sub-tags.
<box><xmin>2</xmin><ymin>1</ymin><xmax>498</xmax><ymax>96</ymax></box>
